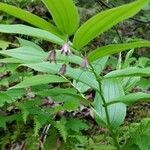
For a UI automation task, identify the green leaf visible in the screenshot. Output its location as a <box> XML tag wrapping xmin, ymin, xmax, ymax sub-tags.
<box><xmin>136</xmin><ymin>79</ymin><xmax>150</xmax><ymax>89</ymax></box>
<box><xmin>36</xmin><ymin>88</ymin><xmax>77</xmax><ymax>96</ymax></box>
<box><xmin>42</xmin><ymin>0</ymin><xmax>79</xmax><ymax>36</ymax></box>
<box><xmin>106</xmin><ymin>92</ymin><xmax>150</xmax><ymax>106</ymax></box>
<box><xmin>62</xmin><ymin>100</ymin><xmax>79</xmax><ymax>111</ymax></box>
<box><xmin>0</xmin><ymin>2</ymin><xmax>63</xmax><ymax>37</ymax></box>
<box><xmin>0</xmin><ymin>40</ymin><xmax>11</xmax><ymax>50</ymax></box>
<box><xmin>0</xmin><ymin>93</ymin><xmax>12</xmax><ymax>107</ymax></box>
<box><xmin>94</xmin><ymin>79</ymin><xmax>126</xmax><ymax>129</ymax></box>
<box><xmin>73</xmin><ymin>0</ymin><xmax>150</xmax><ymax>50</ymax></box>
<box><xmin>10</xmin><ymin>74</ymin><xmax>68</xmax><ymax>89</ymax></box>
<box><xmin>0</xmin><ymin>46</ymin><xmax>46</xmax><ymax>63</ymax></box>
<box><xmin>135</xmin><ymin>134</ymin><xmax>150</xmax><ymax>150</ymax></box>
<box><xmin>0</xmin><ymin>45</ymin><xmax>82</xmax><ymax>64</ymax></box>
<box><xmin>66</xmin><ymin>119</ymin><xmax>89</xmax><ymax>132</ymax></box>
<box><xmin>122</xmin><ymin>77</ymin><xmax>140</xmax><ymax>93</ymax></box>
<box><xmin>55</xmin><ymin>119</ymin><xmax>67</xmax><ymax>142</ymax></box>
<box><xmin>55</xmin><ymin>51</ymin><xmax>83</xmax><ymax>65</ymax></box>
<box><xmin>73</xmin><ymin>57</ymin><xmax>108</xmax><ymax>93</ymax></box>
<box><xmin>21</xmin><ymin>62</ymin><xmax>99</xmax><ymax>90</ymax></box>
<box><xmin>0</xmin><ymin>24</ymin><xmax>64</xmax><ymax>45</ymax></box>
<box><xmin>88</xmin><ymin>41</ymin><xmax>150</xmax><ymax>62</ymax></box>
<box><xmin>105</xmin><ymin>67</ymin><xmax>150</xmax><ymax>78</ymax></box>
<box><xmin>36</xmin><ymin>88</ymin><xmax>90</xmax><ymax>106</ymax></box>
<box><xmin>0</xmin><ymin>89</ymin><xmax>24</xmax><ymax>107</ymax></box>
<box><xmin>0</xmin><ymin>58</ymin><xmax>24</xmax><ymax>64</ymax></box>
<box><xmin>17</xmin><ymin>38</ymin><xmax>44</xmax><ymax>52</ymax></box>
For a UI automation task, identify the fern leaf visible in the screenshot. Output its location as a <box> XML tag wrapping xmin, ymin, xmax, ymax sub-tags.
<box><xmin>54</xmin><ymin>119</ymin><xmax>67</xmax><ymax>142</ymax></box>
<box><xmin>66</xmin><ymin>119</ymin><xmax>89</xmax><ymax>132</ymax></box>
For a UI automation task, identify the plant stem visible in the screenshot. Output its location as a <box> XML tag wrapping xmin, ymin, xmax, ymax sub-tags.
<box><xmin>89</xmin><ymin>64</ymin><xmax>121</xmax><ymax>150</ymax></box>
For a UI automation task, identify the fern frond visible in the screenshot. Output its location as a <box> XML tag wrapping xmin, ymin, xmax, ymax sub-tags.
<box><xmin>34</xmin><ymin>116</ymin><xmax>42</xmax><ymax>136</ymax></box>
<box><xmin>26</xmin><ymin>132</ymin><xmax>39</xmax><ymax>150</ymax></box>
<box><xmin>129</xmin><ymin>118</ymin><xmax>150</xmax><ymax>137</ymax></box>
<box><xmin>66</xmin><ymin>119</ymin><xmax>89</xmax><ymax>132</ymax></box>
<box><xmin>122</xmin><ymin>118</ymin><xmax>150</xmax><ymax>150</ymax></box>
<box><xmin>0</xmin><ymin>89</ymin><xmax>24</xmax><ymax>107</ymax></box>
<box><xmin>54</xmin><ymin>119</ymin><xmax>67</xmax><ymax>142</ymax></box>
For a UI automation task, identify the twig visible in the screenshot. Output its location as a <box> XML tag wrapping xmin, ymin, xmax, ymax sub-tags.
<box><xmin>40</xmin><ymin>124</ymin><xmax>51</xmax><ymax>144</ymax></box>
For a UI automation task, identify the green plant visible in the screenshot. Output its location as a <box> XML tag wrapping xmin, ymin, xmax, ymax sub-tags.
<box><xmin>0</xmin><ymin>0</ymin><xmax>150</xmax><ymax>149</ymax></box>
<box><xmin>118</xmin><ymin>118</ymin><xmax>150</xmax><ymax>150</ymax></box>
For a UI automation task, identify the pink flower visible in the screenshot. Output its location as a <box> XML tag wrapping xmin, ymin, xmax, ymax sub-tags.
<box><xmin>81</xmin><ymin>57</ymin><xmax>89</xmax><ymax>69</ymax></box>
<box><xmin>61</xmin><ymin>43</ymin><xmax>71</xmax><ymax>55</ymax></box>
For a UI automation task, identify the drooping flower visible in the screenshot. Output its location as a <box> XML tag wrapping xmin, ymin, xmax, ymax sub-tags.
<box><xmin>81</xmin><ymin>57</ymin><xmax>89</xmax><ymax>69</ymax></box>
<box><xmin>60</xmin><ymin>43</ymin><xmax>71</xmax><ymax>55</ymax></box>
<box><xmin>59</xmin><ymin>64</ymin><xmax>67</xmax><ymax>75</ymax></box>
<box><xmin>46</xmin><ymin>50</ymin><xmax>56</xmax><ymax>63</ymax></box>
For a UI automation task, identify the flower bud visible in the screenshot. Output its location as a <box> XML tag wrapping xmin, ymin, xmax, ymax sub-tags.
<box><xmin>59</xmin><ymin>64</ymin><xmax>67</xmax><ymax>75</ymax></box>
<box><xmin>46</xmin><ymin>50</ymin><xmax>56</xmax><ymax>63</ymax></box>
<box><xmin>81</xmin><ymin>57</ymin><xmax>89</xmax><ymax>69</ymax></box>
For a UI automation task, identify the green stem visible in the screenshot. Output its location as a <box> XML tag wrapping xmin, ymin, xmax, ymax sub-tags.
<box><xmin>89</xmin><ymin>64</ymin><xmax>121</xmax><ymax>150</ymax></box>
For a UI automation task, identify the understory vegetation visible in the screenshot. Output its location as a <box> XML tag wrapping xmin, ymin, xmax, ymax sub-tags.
<box><xmin>0</xmin><ymin>0</ymin><xmax>150</xmax><ymax>150</ymax></box>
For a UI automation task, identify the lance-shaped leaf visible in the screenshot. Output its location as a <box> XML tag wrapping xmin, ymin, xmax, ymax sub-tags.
<box><xmin>0</xmin><ymin>24</ymin><xmax>64</xmax><ymax>45</ymax></box>
<box><xmin>105</xmin><ymin>67</ymin><xmax>150</xmax><ymax>78</ymax></box>
<box><xmin>0</xmin><ymin>46</ymin><xmax>47</xmax><ymax>63</ymax></box>
<box><xmin>10</xmin><ymin>75</ymin><xmax>68</xmax><ymax>89</ymax></box>
<box><xmin>0</xmin><ymin>46</ymin><xmax>82</xmax><ymax>64</ymax></box>
<box><xmin>20</xmin><ymin>62</ymin><xmax>99</xmax><ymax>90</ymax></box>
<box><xmin>17</xmin><ymin>38</ymin><xmax>44</xmax><ymax>52</ymax></box>
<box><xmin>94</xmin><ymin>79</ymin><xmax>126</xmax><ymax>129</ymax></box>
<box><xmin>73</xmin><ymin>0</ymin><xmax>150</xmax><ymax>50</ymax></box>
<box><xmin>88</xmin><ymin>41</ymin><xmax>150</xmax><ymax>62</ymax></box>
<box><xmin>106</xmin><ymin>92</ymin><xmax>150</xmax><ymax>106</ymax></box>
<box><xmin>0</xmin><ymin>58</ymin><xmax>24</xmax><ymax>64</ymax></box>
<box><xmin>42</xmin><ymin>0</ymin><xmax>79</xmax><ymax>36</ymax></box>
<box><xmin>73</xmin><ymin>56</ymin><xmax>108</xmax><ymax>93</ymax></box>
<box><xmin>0</xmin><ymin>2</ymin><xmax>63</xmax><ymax>37</ymax></box>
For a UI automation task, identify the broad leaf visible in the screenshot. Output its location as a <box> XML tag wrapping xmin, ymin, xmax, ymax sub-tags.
<box><xmin>88</xmin><ymin>41</ymin><xmax>150</xmax><ymax>62</ymax></box>
<box><xmin>73</xmin><ymin>0</ymin><xmax>150</xmax><ymax>50</ymax></box>
<box><xmin>10</xmin><ymin>74</ymin><xmax>68</xmax><ymax>89</ymax></box>
<box><xmin>106</xmin><ymin>92</ymin><xmax>150</xmax><ymax>106</ymax></box>
<box><xmin>0</xmin><ymin>2</ymin><xmax>63</xmax><ymax>37</ymax></box>
<box><xmin>0</xmin><ymin>24</ymin><xmax>64</xmax><ymax>45</ymax></box>
<box><xmin>94</xmin><ymin>79</ymin><xmax>126</xmax><ymax>129</ymax></box>
<box><xmin>20</xmin><ymin>62</ymin><xmax>99</xmax><ymax>90</ymax></box>
<box><xmin>105</xmin><ymin>67</ymin><xmax>150</xmax><ymax>78</ymax></box>
<box><xmin>42</xmin><ymin>0</ymin><xmax>79</xmax><ymax>36</ymax></box>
